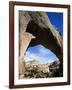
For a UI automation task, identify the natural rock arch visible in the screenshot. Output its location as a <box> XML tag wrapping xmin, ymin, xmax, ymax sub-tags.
<box><xmin>19</xmin><ymin>11</ymin><xmax>63</xmax><ymax>79</ymax></box>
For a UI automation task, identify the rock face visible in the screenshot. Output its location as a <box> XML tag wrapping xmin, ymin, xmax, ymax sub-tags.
<box><xmin>26</xmin><ymin>60</ymin><xmax>50</xmax><ymax>73</ymax></box>
<box><xmin>25</xmin><ymin>60</ymin><xmax>50</xmax><ymax>78</ymax></box>
<box><xmin>25</xmin><ymin>60</ymin><xmax>60</xmax><ymax>78</ymax></box>
<box><xmin>27</xmin><ymin>60</ymin><xmax>40</xmax><ymax>65</ymax></box>
<box><xmin>19</xmin><ymin>11</ymin><xmax>63</xmax><ymax>79</ymax></box>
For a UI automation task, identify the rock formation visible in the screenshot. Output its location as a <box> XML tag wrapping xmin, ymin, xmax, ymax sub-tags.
<box><xmin>25</xmin><ymin>60</ymin><xmax>60</xmax><ymax>78</ymax></box>
<box><xmin>25</xmin><ymin>60</ymin><xmax>50</xmax><ymax>78</ymax></box>
<box><xmin>19</xmin><ymin>11</ymin><xmax>63</xmax><ymax>79</ymax></box>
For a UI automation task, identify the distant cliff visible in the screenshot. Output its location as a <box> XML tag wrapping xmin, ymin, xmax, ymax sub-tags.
<box><xmin>24</xmin><ymin>60</ymin><xmax>60</xmax><ymax>78</ymax></box>
<box><xmin>26</xmin><ymin>60</ymin><xmax>50</xmax><ymax>73</ymax></box>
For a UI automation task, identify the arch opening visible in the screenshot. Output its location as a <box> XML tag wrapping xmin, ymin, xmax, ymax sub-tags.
<box><xmin>26</xmin><ymin>20</ymin><xmax>62</xmax><ymax>59</ymax></box>
<box><xmin>22</xmin><ymin>20</ymin><xmax>63</xmax><ymax>78</ymax></box>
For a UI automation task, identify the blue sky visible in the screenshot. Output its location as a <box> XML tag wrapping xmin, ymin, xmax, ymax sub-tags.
<box><xmin>24</xmin><ymin>12</ymin><xmax>63</xmax><ymax>64</ymax></box>
<box><xmin>47</xmin><ymin>12</ymin><xmax>63</xmax><ymax>35</ymax></box>
<box><xmin>24</xmin><ymin>45</ymin><xmax>59</xmax><ymax>64</ymax></box>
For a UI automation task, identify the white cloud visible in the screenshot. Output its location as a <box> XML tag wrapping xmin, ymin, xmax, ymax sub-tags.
<box><xmin>24</xmin><ymin>51</ymin><xmax>42</xmax><ymax>62</ymax></box>
<box><xmin>24</xmin><ymin>45</ymin><xmax>59</xmax><ymax>64</ymax></box>
<box><xmin>39</xmin><ymin>45</ymin><xmax>49</xmax><ymax>54</ymax></box>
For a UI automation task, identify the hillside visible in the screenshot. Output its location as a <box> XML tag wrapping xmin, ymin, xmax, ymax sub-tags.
<box><xmin>24</xmin><ymin>60</ymin><xmax>60</xmax><ymax>78</ymax></box>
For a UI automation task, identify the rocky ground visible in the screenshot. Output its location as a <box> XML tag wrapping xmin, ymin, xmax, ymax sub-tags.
<box><xmin>24</xmin><ymin>60</ymin><xmax>61</xmax><ymax>78</ymax></box>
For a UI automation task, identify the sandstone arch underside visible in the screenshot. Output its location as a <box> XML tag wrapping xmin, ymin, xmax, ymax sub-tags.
<box><xmin>19</xmin><ymin>11</ymin><xmax>63</xmax><ymax>79</ymax></box>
